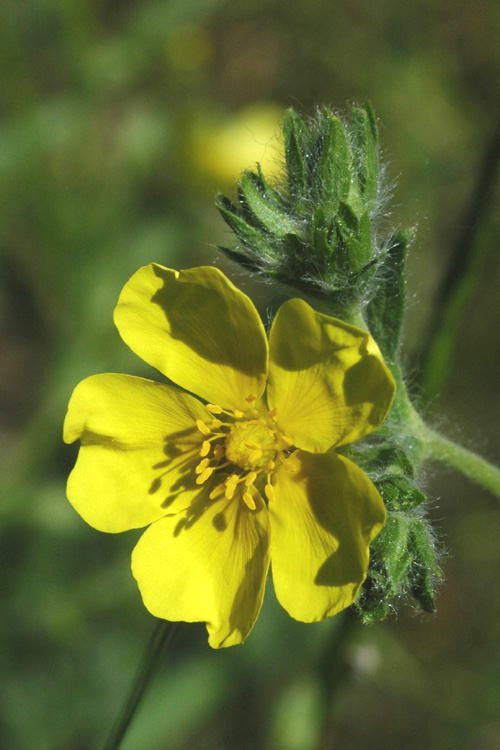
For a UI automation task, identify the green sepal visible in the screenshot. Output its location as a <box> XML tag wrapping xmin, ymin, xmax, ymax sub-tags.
<box><xmin>408</xmin><ymin>519</ymin><xmax>441</xmax><ymax>613</ymax></box>
<box><xmin>366</xmin><ymin>227</ymin><xmax>415</xmax><ymax>361</ymax></box>
<box><xmin>372</xmin><ymin>512</ymin><xmax>413</xmax><ymax>590</ymax></box>
<box><xmin>334</xmin><ymin>203</ymin><xmax>372</xmax><ymax>274</ymax></box>
<box><xmin>216</xmin><ymin>195</ymin><xmax>274</xmax><ymax>260</ymax></box>
<box><xmin>315</xmin><ymin>111</ymin><xmax>351</xmax><ymax>219</ymax></box>
<box><xmin>350</xmin><ymin>103</ymin><xmax>379</xmax><ymax>209</ymax></box>
<box><xmin>311</xmin><ymin>207</ymin><xmax>336</xmax><ymax>263</ymax></box>
<box><xmin>238</xmin><ymin>170</ymin><xmax>297</xmax><ymax>237</ymax></box>
<box><xmin>217</xmin><ymin>246</ymin><xmax>269</xmax><ymax>276</ymax></box>
<box><xmin>358</xmin><ymin>510</ymin><xmax>440</xmax><ymax>622</ymax></box>
<box><xmin>376</xmin><ymin>473</ymin><xmax>427</xmax><ymax>511</ymax></box>
<box><xmin>283</xmin><ymin>108</ymin><xmax>310</xmax><ymax>205</ymax></box>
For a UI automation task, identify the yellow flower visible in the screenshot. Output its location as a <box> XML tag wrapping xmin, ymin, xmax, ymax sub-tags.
<box><xmin>64</xmin><ymin>264</ymin><xmax>395</xmax><ymax>648</ymax></box>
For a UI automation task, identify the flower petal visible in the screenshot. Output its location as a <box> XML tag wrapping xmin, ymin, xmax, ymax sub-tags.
<box><xmin>267</xmin><ymin>299</ymin><xmax>395</xmax><ymax>452</ymax></box>
<box><xmin>64</xmin><ymin>373</ymin><xmax>209</xmax><ymax>532</ymax></box>
<box><xmin>132</xmin><ymin>489</ymin><xmax>270</xmax><ymax>648</ymax></box>
<box><xmin>114</xmin><ymin>264</ymin><xmax>269</xmax><ymax>410</ymax></box>
<box><xmin>269</xmin><ymin>450</ymin><xmax>386</xmax><ymax>622</ymax></box>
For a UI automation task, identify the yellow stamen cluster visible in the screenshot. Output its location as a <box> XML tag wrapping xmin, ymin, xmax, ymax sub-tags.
<box><xmin>193</xmin><ymin>398</ymin><xmax>296</xmax><ymax>510</ymax></box>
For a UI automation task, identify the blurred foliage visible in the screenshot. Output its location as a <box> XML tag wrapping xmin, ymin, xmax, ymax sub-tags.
<box><xmin>1</xmin><ymin>0</ymin><xmax>500</xmax><ymax>748</ymax></box>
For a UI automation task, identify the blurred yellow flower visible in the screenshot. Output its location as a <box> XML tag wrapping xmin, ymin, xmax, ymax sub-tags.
<box><xmin>189</xmin><ymin>102</ymin><xmax>284</xmax><ymax>185</ymax></box>
<box><xmin>64</xmin><ymin>264</ymin><xmax>395</xmax><ymax>648</ymax></box>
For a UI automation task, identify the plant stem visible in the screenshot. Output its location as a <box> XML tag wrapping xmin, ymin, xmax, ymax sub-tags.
<box><xmin>101</xmin><ymin>619</ymin><xmax>179</xmax><ymax>750</ymax></box>
<box><xmin>420</xmin><ymin>426</ymin><xmax>500</xmax><ymax>499</ymax></box>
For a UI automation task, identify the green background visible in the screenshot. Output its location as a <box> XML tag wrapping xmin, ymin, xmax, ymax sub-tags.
<box><xmin>1</xmin><ymin>0</ymin><xmax>499</xmax><ymax>748</ymax></box>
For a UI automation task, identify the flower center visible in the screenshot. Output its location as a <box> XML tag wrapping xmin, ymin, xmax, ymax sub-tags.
<box><xmin>224</xmin><ymin>421</ymin><xmax>277</xmax><ymax>471</ymax></box>
<box><xmin>191</xmin><ymin>397</ymin><xmax>296</xmax><ymax>510</ymax></box>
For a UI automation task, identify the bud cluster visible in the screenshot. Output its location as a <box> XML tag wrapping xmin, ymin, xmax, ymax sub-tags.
<box><xmin>218</xmin><ymin>104</ymin><xmax>394</xmax><ymax>316</ymax></box>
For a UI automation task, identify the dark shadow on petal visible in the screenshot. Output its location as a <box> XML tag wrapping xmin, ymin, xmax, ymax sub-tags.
<box><xmin>342</xmin><ymin>354</ymin><xmax>393</xmax><ymax>426</ymax></box>
<box><xmin>298</xmin><ymin>452</ymin><xmax>375</xmax><ymax>588</ymax></box>
<box><xmin>222</xmin><ymin>510</ymin><xmax>270</xmax><ymax>646</ymax></box>
<box><xmin>150</xmin><ymin>265</ymin><xmax>264</xmax><ymax>376</ymax></box>
<box><xmin>212</xmin><ymin>512</ymin><xmax>227</xmax><ymax>531</ymax></box>
<box><xmin>271</xmin><ymin>311</ymin><xmax>349</xmax><ymax>371</ymax></box>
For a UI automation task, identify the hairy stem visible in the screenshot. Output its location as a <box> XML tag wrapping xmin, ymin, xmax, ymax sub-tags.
<box><xmin>420</xmin><ymin>427</ymin><xmax>500</xmax><ymax>499</ymax></box>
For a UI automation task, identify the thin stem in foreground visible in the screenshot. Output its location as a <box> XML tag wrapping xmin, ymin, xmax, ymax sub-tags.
<box><xmin>102</xmin><ymin>619</ymin><xmax>179</xmax><ymax>750</ymax></box>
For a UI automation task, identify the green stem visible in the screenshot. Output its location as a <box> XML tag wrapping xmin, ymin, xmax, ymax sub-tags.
<box><xmin>101</xmin><ymin>619</ymin><xmax>179</xmax><ymax>750</ymax></box>
<box><xmin>420</xmin><ymin>426</ymin><xmax>500</xmax><ymax>499</ymax></box>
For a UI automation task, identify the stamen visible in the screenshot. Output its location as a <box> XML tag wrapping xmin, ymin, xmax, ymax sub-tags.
<box><xmin>233</xmin><ymin>409</ymin><xmax>244</xmax><ymax>418</ymax></box>
<box><xmin>209</xmin><ymin>483</ymin><xmax>226</xmax><ymax>500</ymax></box>
<box><xmin>268</xmin><ymin>407</ymin><xmax>278</xmax><ymax>419</ymax></box>
<box><xmin>206</xmin><ymin>404</ymin><xmax>222</xmax><ymax>414</ymax></box>
<box><xmin>244</xmin><ymin>441</ymin><xmax>260</xmax><ymax>450</ymax></box>
<box><xmin>243</xmin><ymin>492</ymin><xmax>256</xmax><ymax>510</ymax></box>
<box><xmin>249</xmin><ymin>448</ymin><xmax>263</xmax><ymax>463</ymax></box>
<box><xmin>196</xmin><ymin>467</ymin><xmax>214</xmax><ymax>484</ymax></box>
<box><xmin>213</xmin><ymin>444</ymin><xmax>225</xmax><ymax>461</ymax></box>
<box><xmin>195</xmin><ymin>458</ymin><xmax>210</xmax><ymax>474</ymax></box>
<box><xmin>267</xmin><ymin>460</ymin><xmax>275</xmax><ymax>471</ymax></box>
<box><xmin>283</xmin><ymin>460</ymin><xmax>297</xmax><ymax>473</ymax></box>
<box><xmin>246</xmin><ymin>393</ymin><xmax>258</xmax><ymax>403</ymax></box>
<box><xmin>265</xmin><ymin>483</ymin><xmax>275</xmax><ymax>503</ymax></box>
<box><xmin>199</xmin><ymin>441</ymin><xmax>211</xmax><ymax>457</ymax></box>
<box><xmin>244</xmin><ymin>471</ymin><xmax>258</xmax><ymax>487</ymax></box>
<box><xmin>196</xmin><ymin>419</ymin><xmax>211</xmax><ymax>436</ymax></box>
<box><xmin>280</xmin><ymin>435</ymin><xmax>293</xmax><ymax>447</ymax></box>
<box><xmin>211</xmin><ymin>418</ymin><xmax>223</xmax><ymax>429</ymax></box>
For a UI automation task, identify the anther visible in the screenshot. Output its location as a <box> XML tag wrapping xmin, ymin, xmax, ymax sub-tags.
<box><xmin>206</xmin><ymin>404</ymin><xmax>222</xmax><ymax>414</ymax></box>
<box><xmin>199</xmin><ymin>441</ymin><xmax>211</xmax><ymax>457</ymax></box>
<box><xmin>213</xmin><ymin>444</ymin><xmax>225</xmax><ymax>461</ymax></box>
<box><xmin>268</xmin><ymin>407</ymin><xmax>278</xmax><ymax>419</ymax></box>
<box><xmin>195</xmin><ymin>458</ymin><xmax>210</xmax><ymax>474</ymax></box>
<box><xmin>244</xmin><ymin>471</ymin><xmax>257</xmax><ymax>487</ymax></box>
<box><xmin>244</xmin><ymin>441</ymin><xmax>260</xmax><ymax>450</ymax></box>
<box><xmin>264</xmin><ymin>483</ymin><xmax>275</xmax><ymax>503</ymax></box>
<box><xmin>246</xmin><ymin>394</ymin><xmax>257</xmax><ymax>403</ymax></box>
<box><xmin>233</xmin><ymin>409</ymin><xmax>244</xmax><ymax>419</ymax></box>
<box><xmin>243</xmin><ymin>492</ymin><xmax>256</xmax><ymax>510</ymax></box>
<box><xmin>196</xmin><ymin>419</ymin><xmax>211</xmax><ymax>435</ymax></box>
<box><xmin>209</xmin><ymin>483</ymin><xmax>226</xmax><ymax>500</ymax></box>
<box><xmin>196</xmin><ymin>467</ymin><xmax>214</xmax><ymax>485</ymax></box>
